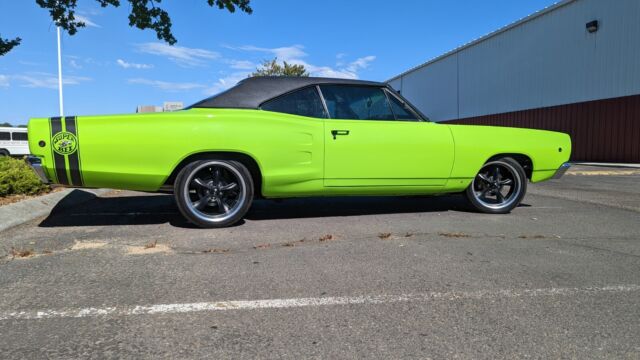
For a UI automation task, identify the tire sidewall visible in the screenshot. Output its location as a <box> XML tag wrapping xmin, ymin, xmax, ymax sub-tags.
<box><xmin>174</xmin><ymin>160</ymin><xmax>254</xmax><ymax>228</ymax></box>
<box><xmin>465</xmin><ymin>157</ymin><xmax>527</xmax><ymax>214</ymax></box>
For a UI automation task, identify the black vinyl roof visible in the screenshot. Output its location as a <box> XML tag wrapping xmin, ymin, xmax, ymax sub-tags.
<box><xmin>190</xmin><ymin>76</ymin><xmax>387</xmax><ymax>109</ymax></box>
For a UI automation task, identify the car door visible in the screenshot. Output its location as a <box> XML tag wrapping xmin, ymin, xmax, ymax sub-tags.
<box><xmin>321</xmin><ymin>85</ymin><xmax>454</xmax><ymax>187</ymax></box>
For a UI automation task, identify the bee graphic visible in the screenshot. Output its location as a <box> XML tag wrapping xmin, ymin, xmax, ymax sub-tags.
<box><xmin>52</xmin><ymin>132</ymin><xmax>78</xmax><ymax>155</ymax></box>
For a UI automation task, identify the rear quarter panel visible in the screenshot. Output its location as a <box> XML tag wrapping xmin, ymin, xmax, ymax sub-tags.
<box><xmin>30</xmin><ymin>109</ymin><xmax>325</xmax><ymax>194</ymax></box>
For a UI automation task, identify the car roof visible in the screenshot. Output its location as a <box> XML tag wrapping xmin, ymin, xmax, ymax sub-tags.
<box><xmin>189</xmin><ymin>76</ymin><xmax>387</xmax><ymax>109</ymax></box>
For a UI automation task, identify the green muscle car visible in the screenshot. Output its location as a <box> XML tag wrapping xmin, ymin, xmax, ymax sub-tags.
<box><xmin>27</xmin><ymin>77</ymin><xmax>571</xmax><ymax>228</ymax></box>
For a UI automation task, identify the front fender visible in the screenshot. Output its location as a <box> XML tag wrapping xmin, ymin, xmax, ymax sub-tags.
<box><xmin>447</xmin><ymin>124</ymin><xmax>571</xmax><ymax>183</ymax></box>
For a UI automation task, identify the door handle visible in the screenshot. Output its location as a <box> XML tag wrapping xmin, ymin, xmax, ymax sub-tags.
<box><xmin>331</xmin><ymin>130</ymin><xmax>350</xmax><ymax>140</ymax></box>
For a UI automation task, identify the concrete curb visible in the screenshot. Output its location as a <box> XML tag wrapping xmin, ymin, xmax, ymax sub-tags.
<box><xmin>566</xmin><ymin>165</ymin><xmax>640</xmax><ymax>176</ymax></box>
<box><xmin>572</xmin><ymin>162</ymin><xmax>640</xmax><ymax>169</ymax></box>
<box><xmin>0</xmin><ymin>188</ymin><xmax>112</xmax><ymax>233</ymax></box>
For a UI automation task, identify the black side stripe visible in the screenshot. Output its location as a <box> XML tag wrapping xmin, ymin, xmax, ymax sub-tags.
<box><xmin>50</xmin><ymin>117</ymin><xmax>69</xmax><ymax>185</ymax></box>
<box><xmin>65</xmin><ymin>116</ymin><xmax>83</xmax><ymax>186</ymax></box>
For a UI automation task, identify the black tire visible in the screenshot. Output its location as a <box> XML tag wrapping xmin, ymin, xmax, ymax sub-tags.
<box><xmin>174</xmin><ymin>160</ymin><xmax>254</xmax><ymax>228</ymax></box>
<box><xmin>0</xmin><ymin>149</ymin><xmax>9</xmax><ymax>157</ymax></box>
<box><xmin>464</xmin><ymin>157</ymin><xmax>527</xmax><ymax>214</ymax></box>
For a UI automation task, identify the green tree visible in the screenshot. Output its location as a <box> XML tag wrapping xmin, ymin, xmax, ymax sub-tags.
<box><xmin>0</xmin><ymin>0</ymin><xmax>252</xmax><ymax>56</ymax></box>
<box><xmin>0</xmin><ymin>122</ymin><xmax>13</xmax><ymax>127</ymax></box>
<box><xmin>0</xmin><ymin>37</ymin><xmax>21</xmax><ymax>57</ymax></box>
<box><xmin>251</xmin><ymin>58</ymin><xmax>310</xmax><ymax>77</ymax></box>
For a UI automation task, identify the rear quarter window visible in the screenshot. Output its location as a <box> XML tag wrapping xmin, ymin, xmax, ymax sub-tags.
<box><xmin>260</xmin><ymin>86</ymin><xmax>327</xmax><ymax>118</ymax></box>
<box><xmin>0</xmin><ymin>132</ymin><xmax>10</xmax><ymax>141</ymax></box>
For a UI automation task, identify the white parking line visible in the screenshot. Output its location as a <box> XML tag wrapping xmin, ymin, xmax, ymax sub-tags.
<box><xmin>1</xmin><ymin>285</ymin><xmax>638</xmax><ymax>321</ymax></box>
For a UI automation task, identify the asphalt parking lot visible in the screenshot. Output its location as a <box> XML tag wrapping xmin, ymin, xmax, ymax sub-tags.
<box><xmin>1</xmin><ymin>166</ymin><xmax>639</xmax><ymax>359</ymax></box>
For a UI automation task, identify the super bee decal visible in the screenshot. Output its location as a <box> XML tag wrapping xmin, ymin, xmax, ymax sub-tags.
<box><xmin>52</xmin><ymin>131</ymin><xmax>78</xmax><ymax>155</ymax></box>
<box><xmin>50</xmin><ymin>116</ymin><xmax>83</xmax><ymax>186</ymax></box>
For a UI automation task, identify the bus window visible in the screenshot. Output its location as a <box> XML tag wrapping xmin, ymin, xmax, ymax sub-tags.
<box><xmin>11</xmin><ymin>132</ymin><xmax>28</xmax><ymax>141</ymax></box>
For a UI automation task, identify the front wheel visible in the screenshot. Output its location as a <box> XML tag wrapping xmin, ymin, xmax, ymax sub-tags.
<box><xmin>464</xmin><ymin>157</ymin><xmax>527</xmax><ymax>214</ymax></box>
<box><xmin>174</xmin><ymin>160</ymin><xmax>254</xmax><ymax>228</ymax></box>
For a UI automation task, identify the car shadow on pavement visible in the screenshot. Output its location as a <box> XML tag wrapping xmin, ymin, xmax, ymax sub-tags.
<box><xmin>39</xmin><ymin>190</ymin><xmax>181</xmax><ymax>228</ymax></box>
<box><xmin>246</xmin><ymin>195</ymin><xmax>472</xmax><ymax>221</ymax></box>
<box><xmin>38</xmin><ymin>189</ymin><xmax>475</xmax><ymax>228</ymax></box>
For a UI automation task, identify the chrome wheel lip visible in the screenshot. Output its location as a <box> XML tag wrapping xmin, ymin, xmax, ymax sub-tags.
<box><xmin>471</xmin><ymin>161</ymin><xmax>522</xmax><ymax>210</ymax></box>
<box><xmin>183</xmin><ymin>161</ymin><xmax>247</xmax><ymax>223</ymax></box>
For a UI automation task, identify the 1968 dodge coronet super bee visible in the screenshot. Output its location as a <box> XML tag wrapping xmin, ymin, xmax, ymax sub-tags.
<box><xmin>27</xmin><ymin>77</ymin><xmax>571</xmax><ymax>228</ymax></box>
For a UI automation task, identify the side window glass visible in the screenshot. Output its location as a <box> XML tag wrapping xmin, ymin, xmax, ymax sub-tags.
<box><xmin>385</xmin><ymin>90</ymin><xmax>419</xmax><ymax>121</ymax></box>
<box><xmin>12</xmin><ymin>132</ymin><xmax>28</xmax><ymax>141</ymax></box>
<box><xmin>319</xmin><ymin>85</ymin><xmax>395</xmax><ymax>121</ymax></box>
<box><xmin>261</xmin><ymin>87</ymin><xmax>327</xmax><ymax>118</ymax></box>
<box><xmin>0</xmin><ymin>132</ymin><xmax>10</xmax><ymax>140</ymax></box>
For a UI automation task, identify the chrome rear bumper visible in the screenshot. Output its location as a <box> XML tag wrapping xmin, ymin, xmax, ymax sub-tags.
<box><xmin>25</xmin><ymin>156</ymin><xmax>50</xmax><ymax>184</ymax></box>
<box><xmin>552</xmin><ymin>162</ymin><xmax>571</xmax><ymax>179</ymax></box>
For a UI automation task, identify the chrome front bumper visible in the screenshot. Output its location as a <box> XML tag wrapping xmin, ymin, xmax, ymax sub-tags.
<box><xmin>552</xmin><ymin>162</ymin><xmax>571</xmax><ymax>179</ymax></box>
<box><xmin>25</xmin><ymin>156</ymin><xmax>50</xmax><ymax>184</ymax></box>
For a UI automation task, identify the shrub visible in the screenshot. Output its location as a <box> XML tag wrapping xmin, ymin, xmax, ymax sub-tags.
<box><xmin>0</xmin><ymin>157</ymin><xmax>49</xmax><ymax>197</ymax></box>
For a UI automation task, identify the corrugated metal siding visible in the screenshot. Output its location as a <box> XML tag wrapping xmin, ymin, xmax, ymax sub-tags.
<box><xmin>447</xmin><ymin>94</ymin><xmax>640</xmax><ymax>163</ymax></box>
<box><xmin>389</xmin><ymin>0</ymin><xmax>640</xmax><ymax>121</ymax></box>
<box><xmin>400</xmin><ymin>55</ymin><xmax>459</xmax><ymax>121</ymax></box>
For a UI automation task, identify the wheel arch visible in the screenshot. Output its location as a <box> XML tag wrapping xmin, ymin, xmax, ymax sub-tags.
<box><xmin>164</xmin><ymin>151</ymin><xmax>264</xmax><ymax>198</ymax></box>
<box><xmin>485</xmin><ymin>153</ymin><xmax>533</xmax><ymax>180</ymax></box>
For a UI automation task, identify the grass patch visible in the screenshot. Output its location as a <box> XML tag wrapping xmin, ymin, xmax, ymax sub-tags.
<box><xmin>0</xmin><ymin>157</ymin><xmax>49</xmax><ymax>198</ymax></box>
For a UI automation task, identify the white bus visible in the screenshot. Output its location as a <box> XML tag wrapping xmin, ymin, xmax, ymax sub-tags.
<box><xmin>0</xmin><ymin>127</ymin><xmax>30</xmax><ymax>157</ymax></box>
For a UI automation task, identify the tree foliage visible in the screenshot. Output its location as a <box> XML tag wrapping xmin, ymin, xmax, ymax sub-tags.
<box><xmin>0</xmin><ymin>0</ymin><xmax>252</xmax><ymax>56</ymax></box>
<box><xmin>250</xmin><ymin>58</ymin><xmax>310</xmax><ymax>77</ymax></box>
<box><xmin>0</xmin><ymin>36</ymin><xmax>21</xmax><ymax>57</ymax></box>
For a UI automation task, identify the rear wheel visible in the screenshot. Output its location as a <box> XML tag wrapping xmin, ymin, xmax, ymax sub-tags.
<box><xmin>0</xmin><ymin>149</ymin><xmax>9</xmax><ymax>157</ymax></box>
<box><xmin>464</xmin><ymin>157</ymin><xmax>527</xmax><ymax>214</ymax></box>
<box><xmin>174</xmin><ymin>160</ymin><xmax>254</xmax><ymax>228</ymax></box>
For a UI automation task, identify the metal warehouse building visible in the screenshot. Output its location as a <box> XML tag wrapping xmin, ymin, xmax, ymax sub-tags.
<box><xmin>388</xmin><ymin>0</ymin><xmax>640</xmax><ymax>163</ymax></box>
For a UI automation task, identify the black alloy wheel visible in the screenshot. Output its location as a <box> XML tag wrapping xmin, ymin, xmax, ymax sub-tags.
<box><xmin>174</xmin><ymin>160</ymin><xmax>254</xmax><ymax>228</ymax></box>
<box><xmin>465</xmin><ymin>157</ymin><xmax>527</xmax><ymax>214</ymax></box>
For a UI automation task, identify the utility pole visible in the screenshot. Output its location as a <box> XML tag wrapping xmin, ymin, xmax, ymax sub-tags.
<box><xmin>56</xmin><ymin>26</ymin><xmax>64</xmax><ymax>117</ymax></box>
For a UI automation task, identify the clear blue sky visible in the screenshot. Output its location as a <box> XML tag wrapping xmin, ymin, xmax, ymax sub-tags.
<box><xmin>0</xmin><ymin>0</ymin><xmax>558</xmax><ymax>125</ymax></box>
